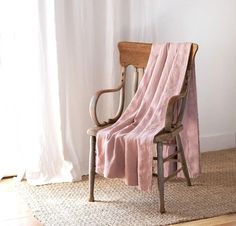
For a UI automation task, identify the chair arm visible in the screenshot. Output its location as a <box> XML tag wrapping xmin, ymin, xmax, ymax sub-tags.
<box><xmin>89</xmin><ymin>82</ymin><xmax>125</xmax><ymax>127</ymax></box>
<box><xmin>165</xmin><ymin>91</ymin><xmax>187</xmax><ymax>131</ymax></box>
<box><xmin>165</xmin><ymin>69</ymin><xmax>193</xmax><ymax>131</ymax></box>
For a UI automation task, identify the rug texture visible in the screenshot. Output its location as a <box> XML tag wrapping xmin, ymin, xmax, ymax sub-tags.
<box><xmin>17</xmin><ymin>149</ymin><xmax>236</xmax><ymax>226</ymax></box>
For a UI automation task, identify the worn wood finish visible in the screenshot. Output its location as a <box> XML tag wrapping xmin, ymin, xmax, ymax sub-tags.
<box><xmin>153</xmin><ymin>125</ymin><xmax>183</xmax><ymax>143</ymax></box>
<box><xmin>87</xmin><ymin>124</ymin><xmax>111</xmax><ymax>137</ymax></box>
<box><xmin>87</xmin><ymin>41</ymin><xmax>198</xmax><ymax>213</ymax></box>
<box><xmin>118</xmin><ymin>42</ymin><xmax>152</xmax><ymax>68</ymax></box>
<box><xmin>118</xmin><ymin>41</ymin><xmax>198</xmax><ymax>69</ymax></box>
<box><xmin>88</xmin><ymin>136</ymin><xmax>96</xmax><ymax>202</ymax></box>
<box><xmin>176</xmin><ymin>134</ymin><xmax>191</xmax><ymax>186</ymax></box>
<box><xmin>157</xmin><ymin>142</ymin><xmax>165</xmax><ymax>214</ymax></box>
<box><xmin>187</xmin><ymin>44</ymin><xmax>198</xmax><ymax>70</ymax></box>
<box><xmin>133</xmin><ymin>68</ymin><xmax>139</xmax><ymax>96</ymax></box>
<box><xmin>89</xmin><ymin>67</ymin><xmax>126</xmax><ymax>127</ymax></box>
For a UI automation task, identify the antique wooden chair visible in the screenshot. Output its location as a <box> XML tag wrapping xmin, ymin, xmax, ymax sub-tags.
<box><xmin>87</xmin><ymin>41</ymin><xmax>198</xmax><ymax>213</ymax></box>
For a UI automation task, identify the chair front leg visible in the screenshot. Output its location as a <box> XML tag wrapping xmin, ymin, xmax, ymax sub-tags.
<box><xmin>176</xmin><ymin>134</ymin><xmax>191</xmax><ymax>186</ymax></box>
<box><xmin>89</xmin><ymin>135</ymin><xmax>96</xmax><ymax>202</ymax></box>
<box><xmin>157</xmin><ymin>142</ymin><xmax>165</xmax><ymax>214</ymax></box>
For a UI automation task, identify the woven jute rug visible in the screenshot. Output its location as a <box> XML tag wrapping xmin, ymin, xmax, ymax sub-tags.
<box><xmin>17</xmin><ymin>149</ymin><xmax>236</xmax><ymax>226</ymax></box>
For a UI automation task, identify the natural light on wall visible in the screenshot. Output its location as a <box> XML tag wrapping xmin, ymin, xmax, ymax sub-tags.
<box><xmin>0</xmin><ymin>0</ymin><xmax>67</xmax><ymax>182</ymax></box>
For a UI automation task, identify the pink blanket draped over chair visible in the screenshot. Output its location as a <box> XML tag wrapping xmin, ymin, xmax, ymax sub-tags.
<box><xmin>96</xmin><ymin>43</ymin><xmax>200</xmax><ymax>191</ymax></box>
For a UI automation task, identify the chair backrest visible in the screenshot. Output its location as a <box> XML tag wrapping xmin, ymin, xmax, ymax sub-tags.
<box><xmin>118</xmin><ymin>41</ymin><xmax>198</xmax><ymax>95</ymax></box>
<box><xmin>117</xmin><ymin>41</ymin><xmax>198</xmax><ymax>130</ymax></box>
<box><xmin>89</xmin><ymin>41</ymin><xmax>198</xmax><ymax>128</ymax></box>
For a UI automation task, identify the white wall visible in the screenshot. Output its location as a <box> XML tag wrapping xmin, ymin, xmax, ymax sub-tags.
<box><xmin>53</xmin><ymin>1</ymin><xmax>236</xmax><ymax>172</ymax></box>
<box><xmin>111</xmin><ymin>0</ymin><xmax>236</xmax><ymax>152</ymax></box>
<box><xmin>152</xmin><ymin>0</ymin><xmax>236</xmax><ymax>151</ymax></box>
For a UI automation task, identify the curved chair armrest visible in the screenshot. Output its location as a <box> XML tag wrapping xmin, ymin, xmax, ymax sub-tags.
<box><xmin>89</xmin><ymin>82</ymin><xmax>125</xmax><ymax>127</ymax></box>
<box><xmin>165</xmin><ymin>91</ymin><xmax>187</xmax><ymax>131</ymax></box>
<box><xmin>165</xmin><ymin>69</ymin><xmax>193</xmax><ymax>131</ymax></box>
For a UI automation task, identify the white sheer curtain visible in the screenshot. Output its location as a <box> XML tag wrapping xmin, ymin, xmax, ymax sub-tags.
<box><xmin>0</xmin><ymin>0</ymin><xmax>75</xmax><ymax>184</ymax></box>
<box><xmin>0</xmin><ymin>0</ymin><xmax>159</xmax><ymax>184</ymax></box>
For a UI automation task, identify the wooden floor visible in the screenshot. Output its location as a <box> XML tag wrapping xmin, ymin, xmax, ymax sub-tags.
<box><xmin>1</xmin><ymin>178</ymin><xmax>236</xmax><ymax>226</ymax></box>
<box><xmin>0</xmin><ymin>178</ymin><xmax>42</xmax><ymax>226</ymax></box>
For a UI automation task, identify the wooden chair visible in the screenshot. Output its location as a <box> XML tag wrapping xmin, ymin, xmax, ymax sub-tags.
<box><xmin>87</xmin><ymin>41</ymin><xmax>198</xmax><ymax>213</ymax></box>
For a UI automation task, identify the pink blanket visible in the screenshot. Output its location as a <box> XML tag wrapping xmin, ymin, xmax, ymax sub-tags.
<box><xmin>96</xmin><ymin>43</ymin><xmax>200</xmax><ymax>191</ymax></box>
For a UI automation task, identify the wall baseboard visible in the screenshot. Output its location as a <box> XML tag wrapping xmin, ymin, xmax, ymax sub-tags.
<box><xmin>200</xmin><ymin>133</ymin><xmax>236</xmax><ymax>152</ymax></box>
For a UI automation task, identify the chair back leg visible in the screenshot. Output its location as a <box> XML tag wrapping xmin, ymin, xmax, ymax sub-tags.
<box><xmin>89</xmin><ymin>136</ymin><xmax>96</xmax><ymax>202</ymax></box>
<box><xmin>176</xmin><ymin>134</ymin><xmax>191</xmax><ymax>186</ymax></box>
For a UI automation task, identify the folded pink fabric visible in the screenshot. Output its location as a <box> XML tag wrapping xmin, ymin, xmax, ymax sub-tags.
<box><xmin>96</xmin><ymin>43</ymin><xmax>200</xmax><ymax>191</ymax></box>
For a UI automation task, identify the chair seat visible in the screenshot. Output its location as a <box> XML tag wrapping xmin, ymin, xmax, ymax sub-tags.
<box><xmin>88</xmin><ymin>124</ymin><xmax>183</xmax><ymax>140</ymax></box>
<box><xmin>153</xmin><ymin>125</ymin><xmax>183</xmax><ymax>143</ymax></box>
